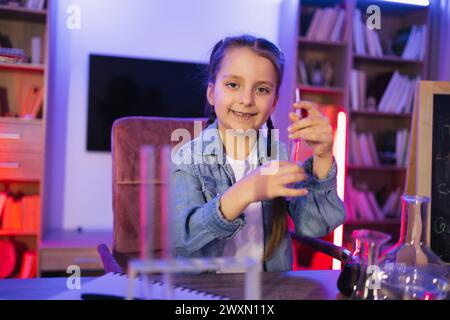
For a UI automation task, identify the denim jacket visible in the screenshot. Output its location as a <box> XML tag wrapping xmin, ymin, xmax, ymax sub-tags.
<box><xmin>172</xmin><ymin>120</ymin><xmax>345</xmax><ymax>272</ymax></box>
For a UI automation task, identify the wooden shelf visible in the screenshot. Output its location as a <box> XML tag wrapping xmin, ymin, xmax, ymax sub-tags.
<box><xmin>351</xmin><ymin>110</ymin><xmax>412</xmax><ymax>118</ymax></box>
<box><xmin>0</xmin><ymin>230</ymin><xmax>38</xmax><ymax>236</ymax></box>
<box><xmin>298</xmin><ymin>84</ymin><xmax>344</xmax><ymax>95</ymax></box>
<box><xmin>0</xmin><ymin>5</ymin><xmax>46</xmax><ymax>22</ymax></box>
<box><xmin>347</xmin><ymin>165</ymin><xmax>407</xmax><ymax>172</ymax></box>
<box><xmin>353</xmin><ymin>54</ymin><xmax>424</xmax><ymax>67</ymax></box>
<box><xmin>0</xmin><ymin>62</ymin><xmax>45</xmax><ymax>73</ymax></box>
<box><xmin>0</xmin><ymin>117</ymin><xmax>43</xmax><ymax>125</ymax></box>
<box><xmin>345</xmin><ymin>219</ymin><xmax>400</xmax><ymax>226</ymax></box>
<box><xmin>298</xmin><ymin>37</ymin><xmax>347</xmax><ymax>50</ymax></box>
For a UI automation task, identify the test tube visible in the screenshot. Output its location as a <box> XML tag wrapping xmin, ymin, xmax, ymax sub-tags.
<box><xmin>289</xmin><ymin>88</ymin><xmax>302</xmax><ymax>164</ymax></box>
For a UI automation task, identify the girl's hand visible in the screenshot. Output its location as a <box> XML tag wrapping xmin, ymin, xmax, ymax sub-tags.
<box><xmin>220</xmin><ymin>161</ymin><xmax>308</xmax><ymax>221</ymax></box>
<box><xmin>287</xmin><ymin>101</ymin><xmax>333</xmax><ymax>159</ymax></box>
<box><xmin>240</xmin><ymin>161</ymin><xmax>308</xmax><ymax>203</ymax></box>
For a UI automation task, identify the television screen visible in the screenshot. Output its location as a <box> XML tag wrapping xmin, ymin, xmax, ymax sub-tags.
<box><xmin>87</xmin><ymin>54</ymin><xmax>207</xmax><ymax>151</ymax></box>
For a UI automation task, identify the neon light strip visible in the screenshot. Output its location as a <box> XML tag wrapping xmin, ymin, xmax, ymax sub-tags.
<box><xmin>332</xmin><ymin>111</ymin><xmax>347</xmax><ymax>270</ymax></box>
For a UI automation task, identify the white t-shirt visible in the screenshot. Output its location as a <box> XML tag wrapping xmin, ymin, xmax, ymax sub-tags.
<box><xmin>219</xmin><ymin>143</ymin><xmax>264</xmax><ymax>273</ymax></box>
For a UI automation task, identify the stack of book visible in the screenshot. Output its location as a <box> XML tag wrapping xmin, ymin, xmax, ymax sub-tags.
<box><xmin>345</xmin><ymin>178</ymin><xmax>402</xmax><ymax>222</ymax></box>
<box><xmin>0</xmin><ymin>48</ymin><xmax>28</xmax><ymax>64</ymax></box>
<box><xmin>349</xmin><ymin>126</ymin><xmax>379</xmax><ymax>166</ymax></box>
<box><xmin>376</xmin><ymin>72</ymin><xmax>419</xmax><ymax>114</ymax></box>
<box><xmin>349</xmin><ymin>126</ymin><xmax>409</xmax><ymax>167</ymax></box>
<box><xmin>0</xmin><ymin>193</ymin><xmax>40</xmax><ymax>233</ymax></box>
<box><xmin>24</xmin><ymin>0</ymin><xmax>46</xmax><ymax>10</ymax></box>
<box><xmin>401</xmin><ymin>25</ymin><xmax>427</xmax><ymax>61</ymax></box>
<box><xmin>350</xmin><ymin>69</ymin><xmax>418</xmax><ymax>114</ymax></box>
<box><xmin>352</xmin><ymin>9</ymin><xmax>383</xmax><ymax>57</ymax></box>
<box><xmin>305</xmin><ymin>6</ymin><xmax>346</xmax><ymax>42</ymax></box>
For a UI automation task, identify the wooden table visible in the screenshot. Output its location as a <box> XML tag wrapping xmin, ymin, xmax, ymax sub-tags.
<box><xmin>0</xmin><ymin>270</ymin><xmax>344</xmax><ymax>300</ymax></box>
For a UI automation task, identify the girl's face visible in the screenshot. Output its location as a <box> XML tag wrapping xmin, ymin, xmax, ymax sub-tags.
<box><xmin>207</xmin><ymin>47</ymin><xmax>278</xmax><ymax>135</ymax></box>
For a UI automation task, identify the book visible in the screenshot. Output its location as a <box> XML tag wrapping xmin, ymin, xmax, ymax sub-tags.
<box><xmin>377</xmin><ymin>71</ymin><xmax>400</xmax><ymax>112</ymax></box>
<box><xmin>353</xmin><ymin>10</ymin><xmax>367</xmax><ymax>55</ymax></box>
<box><xmin>350</xmin><ymin>70</ymin><xmax>359</xmax><ymax>111</ymax></box>
<box><xmin>20</xmin><ymin>85</ymin><xmax>43</xmax><ymax>118</ymax></box>
<box><xmin>358</xmin><ymin>133</ymin><xmax>374</xmax><ymax>166</ymax></box>
<box><xmin>353</xmin><ymin>189</ymin><xmax>376</xmax><ymax>221</ymax></box>
<box><xmin>367</xmin><ymin>132</ymin><xmax>380</xmax><ymax>166</ymax></box>
<box><xmin>29</xmin><ymin>86</ymin><xmax>44</xmax><ymax>118</ymax></box>
<box><xmin>0</xmin><ymin>87</ymin><xmax>9</xmax><ymax>117</ymax></box>
<box><xmin>367</xmin><ymin>192</ymin><xmax>384</xmax><ymax>220</ymax></box>
<box><xmin>21</xmin><ymin>195</ymin><xmax>40</xmax><ymax>232</ymax></box>
<box><xmin>350</xmin><ymin>125</ymin><xmax>363</xmax><ymax>165</ymax></box>
<box><xmin>298</xmin><ymin>59</ymin><xmax>308</xmax><ymax>84</ymax></box>
<box><xmin>330</xmin><ymin>9</ymin><xmax>345</xmax><ymax>42</ymax></box>
<box><xmin>18</xmin><ymin>250</ymin><xmax>37</xmax><ymax>279</ymax></box>
<box><xmin>306</xmin><ymin>8</ymin><xmax>323</xmax><ymax>39</ymax></box>
<box><xmin>382</xmin><ymin>189</ymin><xmax>401</xmax><ymax>217</ymax></box>
<box><xmin>1</xmin><ymin>196</ymin><xmax>22</xmax><ymax>231</ymax></box>
<box><xmin>50</xmin><ymin>272</ymin><xmax>229</xmax><ymax>300</ymax></box>
<box><xmin>316</xmin><ymin>8</ymin><xmax>338</xmax><ymax>41</ymax></box>
<box><xmin>0</xmin><ymin>193</ymin><xmax>7</xmax><ymax>223</ymax></box>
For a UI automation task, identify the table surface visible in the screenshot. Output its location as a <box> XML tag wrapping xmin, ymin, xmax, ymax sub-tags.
<box><xmin>0</xmin><ymin>270</ymin><xmax>345</xmax><ymax>300</ymax></box>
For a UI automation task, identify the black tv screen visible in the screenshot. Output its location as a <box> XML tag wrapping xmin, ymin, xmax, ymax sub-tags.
<box><xmin>87</xmin><ymin>54</ymin><xmax>207</xmax><ymax>151</ymax></box>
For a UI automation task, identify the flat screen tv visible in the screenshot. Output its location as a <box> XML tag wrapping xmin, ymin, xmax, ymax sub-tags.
<box><xmin>87</xmin><ymin>54</ymin><xmax>207</xmax><ymax>151</ymax></box>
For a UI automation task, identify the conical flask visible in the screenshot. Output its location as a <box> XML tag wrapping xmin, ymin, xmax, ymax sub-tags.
<box><xmin>379</xmin><ymin>195</ymin><xmax>448</xmax><ymax>300</ymax></box>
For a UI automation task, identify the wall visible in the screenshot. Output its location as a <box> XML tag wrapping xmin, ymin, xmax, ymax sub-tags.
<box><xmin>44</xmin><ymin>0</ymin><xmax>298</xmax><ymax>231</ymax></box>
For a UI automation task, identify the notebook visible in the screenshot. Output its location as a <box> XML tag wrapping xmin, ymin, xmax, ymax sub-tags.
<box><xmin>50</xmin><ymin>272</ymin><xmax>229</xmax><ymax>300</ymax></box>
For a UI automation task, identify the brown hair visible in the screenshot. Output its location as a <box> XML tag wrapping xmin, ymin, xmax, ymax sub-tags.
<box><xmin>205</xmin><ymin>35</ymin><xmax>287</xmax><ymax>260</ymax></box>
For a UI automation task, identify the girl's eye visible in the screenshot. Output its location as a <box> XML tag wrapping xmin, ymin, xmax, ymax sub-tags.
<box><xmin>226</xmin><ymin>82</ymin><xmax>238</xmax><ymax>89</ymax></box>
<box><xmin>256</xmin><ymin>87</ymin><xmax>270</xmax><ymax>94</ymax></box>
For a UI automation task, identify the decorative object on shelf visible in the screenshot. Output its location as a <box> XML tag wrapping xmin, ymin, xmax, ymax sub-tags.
<box><xmin>379</xmin><ymin>195</ymin><xmax>448</xmax><ymax>300</ymax></box>
<box><xmin>0</xmin><ymin>239</ymin><xmax>16</xmax><ymax>278</ymax></box>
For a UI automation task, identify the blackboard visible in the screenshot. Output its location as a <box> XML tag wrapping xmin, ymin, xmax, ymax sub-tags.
<box><xmin>431</xmin><ymin>94</ymin><xmax>450</xmax><ymax>262</ymax></box>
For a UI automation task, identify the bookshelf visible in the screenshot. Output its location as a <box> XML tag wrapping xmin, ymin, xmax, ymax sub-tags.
<box><xmin>0</xmin><ymin>1</ymin><xmax>47</xmax><ymax>278</ymax></box>
<box><xmin>297</xmin><ymin>0</ymin><xmax>431</xmax><ymax>248</ymax></box>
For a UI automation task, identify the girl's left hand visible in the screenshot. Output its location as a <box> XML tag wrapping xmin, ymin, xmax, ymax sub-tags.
<box><xmin>287</xmin><ymin>101</ymin><xmax>333</xmax><ymax>159</ymax></box>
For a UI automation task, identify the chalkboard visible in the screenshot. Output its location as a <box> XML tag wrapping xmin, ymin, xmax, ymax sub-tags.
<box><xmin>431</xmin><ymin>94</ymin><xmax>450</xmax><ymax>262</ymax></box>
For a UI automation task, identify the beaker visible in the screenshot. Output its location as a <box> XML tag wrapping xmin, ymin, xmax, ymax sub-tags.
<box><xmin>349</xmin><ymin>229</ymin><xmax>391</xmax><ymax>300</ymax></box>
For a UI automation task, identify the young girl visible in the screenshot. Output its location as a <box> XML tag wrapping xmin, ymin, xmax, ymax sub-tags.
<box><xmin>172</xmin><ymin>35</ymin><xmax>345</xmax><ymax>272</ymax></box>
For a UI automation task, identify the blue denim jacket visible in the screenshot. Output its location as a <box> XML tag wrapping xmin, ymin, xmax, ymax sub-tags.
<box><xmin>172</xmin><ymin>120</ymin><xmax>345</xmax><ymax>272</ymax></box>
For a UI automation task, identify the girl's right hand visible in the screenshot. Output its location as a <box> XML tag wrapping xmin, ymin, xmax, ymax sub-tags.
<box><xmin>239</xmin><ymin>161</ymin><xmax>308</xmax><ymax>203</ymax></box>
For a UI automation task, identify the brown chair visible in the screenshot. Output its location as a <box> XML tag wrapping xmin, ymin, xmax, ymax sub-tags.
<box><xmin>108</xmin><ymin>116</ymin><xmax>206</xmax><ymax>272</ymax></box>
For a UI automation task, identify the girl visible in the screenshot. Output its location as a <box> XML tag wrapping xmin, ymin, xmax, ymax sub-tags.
<box><xmin>172</xmin><ymin>35</ymin><xmax>345</xmax><ymax>272</ymax></box>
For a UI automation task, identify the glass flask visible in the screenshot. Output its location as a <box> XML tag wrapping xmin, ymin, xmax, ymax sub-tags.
<box><xmin>349</xmin><ymin>229</ymin><xmax>391</xmax><ymax>300</ymax></box>
<box><xmin>379</xmin><ymin>195</ymin><xmax>449</xmax><ymax>300</ymax></box>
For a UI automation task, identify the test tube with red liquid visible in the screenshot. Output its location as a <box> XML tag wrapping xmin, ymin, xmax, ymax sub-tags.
<box><xmin>289</xmin><ymin>88</ymin><xmax>308</xmax><ymax>164</ymax></box>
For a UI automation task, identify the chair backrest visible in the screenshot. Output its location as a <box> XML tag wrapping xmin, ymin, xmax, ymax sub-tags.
<box><xmin>111</xmin><ymin>116</ymin><xmax>206</xmax><ymax>268</ymax></box>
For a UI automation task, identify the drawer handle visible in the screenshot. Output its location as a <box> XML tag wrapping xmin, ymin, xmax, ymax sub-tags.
<box><xmin>0</xmin><ymin>133</ymin><xmax>21</xmax><ymax>140</ymax></box>
<box><xmin>0</xmin><ymin>162</ymin><xmax>20</xmax><ymax>168</ymax></box>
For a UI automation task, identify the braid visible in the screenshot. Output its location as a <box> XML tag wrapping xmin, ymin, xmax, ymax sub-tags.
<box><xmin>206</xmin><ymin>107</ymin><xmax>217</xmax><ymax>127</ymax></box>
<box><xmin>266</xmin><ymin>117</ymin><xmax>274</xmax><ymax>157</ymax></box>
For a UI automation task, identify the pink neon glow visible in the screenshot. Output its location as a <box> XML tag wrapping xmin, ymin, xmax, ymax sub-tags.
<box><xmin>332</xmin><ymin>111</ymin><xmax>347</xmax><ymax>270</ymax></box>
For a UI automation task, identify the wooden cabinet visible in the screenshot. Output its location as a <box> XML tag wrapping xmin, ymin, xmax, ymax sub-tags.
<box><xmin>0</xmin><ymin>3</ymin><xmax>47</xmax><ymax>278</ymax></box>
